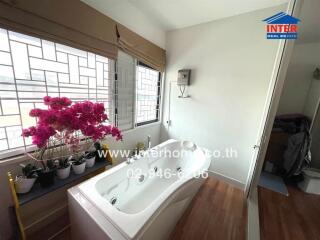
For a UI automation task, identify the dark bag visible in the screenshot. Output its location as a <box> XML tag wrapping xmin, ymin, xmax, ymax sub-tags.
<box><xmin>283</xmin><ymin>118</ymin><xmax>311</xmax><ymax>177</ymax></box>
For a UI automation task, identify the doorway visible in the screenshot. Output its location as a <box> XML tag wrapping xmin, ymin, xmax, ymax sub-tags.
<box><xmin>255</xmin><ymin>0</ymin><xmax>320</xmax><ymax>239</ymax></box>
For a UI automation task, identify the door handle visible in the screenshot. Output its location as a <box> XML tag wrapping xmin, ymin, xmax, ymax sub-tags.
<box><xmin>253</xmin><ymin>145</ymin><xmax>260</xmax><ymax>149</ymax></box>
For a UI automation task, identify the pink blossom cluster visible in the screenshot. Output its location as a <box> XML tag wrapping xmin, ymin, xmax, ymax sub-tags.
<box><xmin>22</xmin><ymin>96</ymin><xmax>122</xmax><ymax>147</ymax></box>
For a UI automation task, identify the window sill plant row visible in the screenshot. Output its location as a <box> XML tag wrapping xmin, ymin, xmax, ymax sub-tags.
<box><xmin>14</xmin><ymin>96</ymin><xmax>122</xmax><ymax>194</ymax></box>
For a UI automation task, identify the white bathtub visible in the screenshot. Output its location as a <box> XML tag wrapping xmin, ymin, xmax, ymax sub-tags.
<box><xmin>68</xmin><ymin>139</ymin><xmax>211</xmax><ymax>240</ymax></box>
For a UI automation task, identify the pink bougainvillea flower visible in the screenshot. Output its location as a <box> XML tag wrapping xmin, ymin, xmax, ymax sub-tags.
<box><xmin>111</xmin><ymin>126</ymin><xmax>123</xmax><ymax>141</ymax></box>
<box><xmin>93</xmin><ymin>103</ymin><xmax>105</xmax><ymax>115</ymax></box>
<box><xmin>43</xmin><ymin>96</ymin><xmax>72</xmax><ymax>110</ymax></box>
<box><xmin>22</xmin><ymin>126</ymin><xmax>37</xmax><ymax>137</ymax></box>
<box><xmin>82</xmin><ymin>125</ymin><xmax>96</xmax><ymax>136</ymax></box>
<box><xmin>81</xmin><ymin>101</ymin><xmax>94</xmax><ymax>113</ymax></box>
<box><xmin>43</xmin><ymin>96</ymin><xmax>52</xmax><ymax>105</ymax></box>
<box><xmin>38</xmin><ymin>109</ymin><xmax>58</xmax><ymax>125</ymax></box>
<box><xmin>22</xmin><ymin>96</ymin><xmax>122</xmax><ymax>150</ymax></box>
<box><xmin>101</xmin><ymin>125</ymin><xmax>112</xmax><ymax>134</ymax></box>
<box><xmin>29</xmin><ymin>108</ymin><xmax>44</xmax><ymax>117</ymax></box>
<box><xmin>27</xmin><ymin>125</ymin><xmax>56</xmax><ymax>147</ymax></box>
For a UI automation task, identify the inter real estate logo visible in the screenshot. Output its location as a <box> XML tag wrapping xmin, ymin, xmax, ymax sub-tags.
<box><xmin>263</xmin><ymin>12</ymin><xmax>300</xmax><ymax>39</ymax></box>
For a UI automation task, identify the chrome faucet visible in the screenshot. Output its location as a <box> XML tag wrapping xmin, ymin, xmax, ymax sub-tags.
<box><xmin>126</xmin><ymin>150</ymin><xmax>141</xmax><ymax>164</ymax></box>
<box><xmin>126</xmin><ymin>157</ymin><xmax>134</xmax><ymax>164</ymax></box>
<box><xmin>126</xmin><ymin>136</ymin><xmax>151</xmax><ymax>165</ymax></box>
<box><xmin>147</xmin><ymin>135</ymin><xmax>151</xmax><ymax>150</ymax></box>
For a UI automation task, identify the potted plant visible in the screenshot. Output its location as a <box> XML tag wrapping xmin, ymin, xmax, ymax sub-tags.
<box><xmin>94</xmin><ymin>142</ymin><xmax>114</xmax><ymax>164</ymax></box>
<box><xmin>84</xmin><ymin>151</ymin><xmax>96</xmax><ymax>168</ymax></box>
<box><xmin>38</xmin><ymin>159</ymin><xmax>56</xmax><ymax>188</ymax></box>
<box><xmin>71</xmin><ymin>155</ymin><xmax>86</xmax><ymax>174</ymax></box>
<box><xmin>14</xmin><ymin>163</ymin><xmax>38</xmax><ymax>194</ymax></box>
<box><xmin>56</xmin><ymin>158</ymin><xmax>71</xmax><ymax>179</ymax></box>
<box><xmin>94</xmin><ymin>142</ymin><xmax>105</xmax><ymax>162</ymax></box>
<box><xmin>21</xmin><ymin>96</ymin><xmax>123</xmax><ymax>180</ymax></box>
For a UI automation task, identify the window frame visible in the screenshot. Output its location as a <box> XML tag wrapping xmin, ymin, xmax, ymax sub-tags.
<box><xmin>135</xmin><ymin>61</ymin><xmax>162</xmax><ymax>127</ymax></box>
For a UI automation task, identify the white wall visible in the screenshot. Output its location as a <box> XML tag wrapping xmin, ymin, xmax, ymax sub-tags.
<box><xmin>297</xmin><ymin>42</ymin><xmax>320</xmax><ymax>119</ymax></box>
<box><xmin>161</xmin><ymin>5</ymin><xmax>286</xmax><ymax>185</ymax></box>
<box><xmin>277</xmin><ymin>42</ymin><xmax>320</xmax><ymax>119</ymax></box>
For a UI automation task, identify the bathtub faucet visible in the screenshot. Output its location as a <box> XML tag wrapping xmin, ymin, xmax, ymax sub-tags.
<box><xmin>147</xmin><ymin>135</ymin><xmax>151</xmax><ymax>150</ymax></box>
<box><xmin>126</xmin><ymin>151</ymin><xmax>142</xmax><ymax>164</ymax></box>
<box><xmin>126</xmin><ymin>156</ymin><xmax>136</xmax><ymax>164</ymax></box>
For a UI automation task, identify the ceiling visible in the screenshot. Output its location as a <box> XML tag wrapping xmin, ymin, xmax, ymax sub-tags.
<box><xmin>82</xmin><ymin>0</ymin><xmax>289</xmax><ymax>31</ymax></box>
<box><xmin>297</xmin><ymin>0</ymin><xmax>320</xmax><ymax>43</ymax></box>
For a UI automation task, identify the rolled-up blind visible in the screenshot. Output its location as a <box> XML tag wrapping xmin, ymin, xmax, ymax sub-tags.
<box><xmin>116</xmin><ymin>24</ymin><xmax>166</xmax><ymax>72</ymax></box>
<box><xmin>0</xmin><ymin>0</ymin><xmax>118</xmax><ymax>59</ymax></box>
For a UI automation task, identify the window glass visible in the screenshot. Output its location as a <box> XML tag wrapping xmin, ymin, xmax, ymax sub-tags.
<box><xmin>136</xmin><ymin>63</ymin><xmax>160</xmax><ymax>125</ymax></box>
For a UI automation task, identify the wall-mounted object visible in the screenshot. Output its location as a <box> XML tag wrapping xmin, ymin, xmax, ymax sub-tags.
<box><xmin>313</xmin><ymin>68</ymin><xmax>320</xmax><ymax>80</ymax></box>
<box><xmin>177</xmin><ymin>69</ymin><xmax>191</xmax><ymax>86</ymax></box>
<box><xmin>177</xmin><ymin>69</ymin><xmax>191</xmax><ymax>98</ymax></box>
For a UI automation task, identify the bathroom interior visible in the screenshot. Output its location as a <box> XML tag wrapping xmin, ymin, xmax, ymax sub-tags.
<box><xmin>0</xmin><ymin>0</ymin><xmax>318</xmax><ymax>240</ymax></box>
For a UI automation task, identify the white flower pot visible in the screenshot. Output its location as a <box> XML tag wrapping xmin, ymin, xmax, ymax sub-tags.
<box><xmin>72</xmin><ymin>162</ymin><xmax>86</xmax><ymax>174</ymax></box>
<box><xmin>85</xmin><ymin>156</ymin><xmax>95</xmax><ymax>168</ymax></box>
<box><xmin>57</xmin><ymin>164</ymin><xmax>71</xmax><ymax>179</ymax></box>
<box><xmin>14</xmin><ymin>176</ymin><xmax>36</xmax><ymax>194</ymax></box>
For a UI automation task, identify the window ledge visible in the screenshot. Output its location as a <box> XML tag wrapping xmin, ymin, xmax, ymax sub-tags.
<box><xmin>18</xmin><ymin>161</ymin><xmax>111</xmax><ymax>206</ymax></box>
<box><xmin>130</xmin><ymin>121</ymin><xmax>161</xmax><ymax>133</ymax></box>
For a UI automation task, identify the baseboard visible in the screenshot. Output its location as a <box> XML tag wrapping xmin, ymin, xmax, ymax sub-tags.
<box><xmin>207</xmin><ymin>170</ymin><xmax>246</xmax><ymax>190</ymax></box>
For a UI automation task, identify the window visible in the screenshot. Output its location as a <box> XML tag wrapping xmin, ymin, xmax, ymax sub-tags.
<box><xmin>0</xmin><ymin>28</ymin><xmax>114</xmax><ymax>159</ymax></box>
<box><xmin>0</xmin><ymin>28</ymin><xmax>162</xmax><ymax>160</ymax></box>
<box><xmin>135</xmin><ymin>62</ymin><xmax>161</xmax><ymax>126</ymax></box>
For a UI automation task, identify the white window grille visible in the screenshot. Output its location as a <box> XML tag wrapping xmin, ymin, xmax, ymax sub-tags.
<box><xmin>135</xmin><ymin>62</ymin><xmax>161</xmax><ymax>125</ymax></box>
<box><xmin>0</xmin><ymin>28</ymin><xmax>114</xmax><ymax>159</ymax></box>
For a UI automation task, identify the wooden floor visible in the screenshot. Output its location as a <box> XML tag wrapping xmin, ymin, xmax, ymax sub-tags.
<box><xmin>170</xmin><ymin>177</ymin><xmax>247</xmax><ymax>240</ymax></box>
<box><xmin>46</xmin><ymin>178</ymin><xmax>247</xmax><ymax>240</ymax></box>
<box><xmin>259</xmin><ymin>185</ymin><xmax>320</xmax><ymax>240</ymax></box>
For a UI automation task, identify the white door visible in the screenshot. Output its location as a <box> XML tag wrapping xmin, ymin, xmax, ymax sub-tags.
<box><xmin>245</xmin><ymin>0</ymin><xmax>304</xmax><ymax>196</ymax></box>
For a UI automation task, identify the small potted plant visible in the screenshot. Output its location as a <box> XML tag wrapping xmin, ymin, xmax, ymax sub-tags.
<box><xmin>94</xmin><ymin>142</ymin><xmax>105</xmax><ymax>162</ymax></box>
<box><xmin>84</xmin><ymin>151</ymin><xmax>96</xmax><ymax>168</ymax></box>
<box><xmin>67</xmin><ymin>137</ymin><xmax>86</xmax><ymax>174</ymax></box>
<box><xmin>56</xmin><ymin>158</ymin><xmax>71</xmax><ymax>179</ymax></box>
<box><xmin>71</xmin><ymin>155</ymin><xmax>86</xmax><ymax>174</ymax></box>
<box><xmin>15</xmin><ymin>163</ymin><xmax>38</xmax><ymax>194</ymax></box>
<box><xmin>38</xmin><ymin>159</ymin><xmax>56</xmax><ymax>188</ymax></box>
<box><xmin>83</xmin><ymin>142</ymin><xmax>96</xmax><ymax>168</ymax></box>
